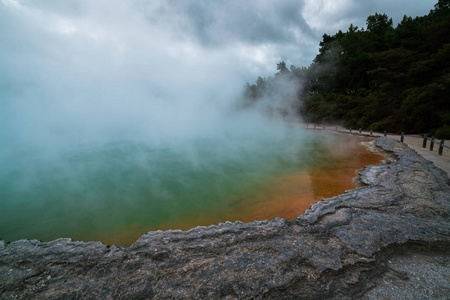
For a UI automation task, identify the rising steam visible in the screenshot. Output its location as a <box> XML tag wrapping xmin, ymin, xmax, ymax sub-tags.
<box><xmin>0</xmin><ymin>1</ymin><xmax>314</xmax><ymax>243</ymax></box>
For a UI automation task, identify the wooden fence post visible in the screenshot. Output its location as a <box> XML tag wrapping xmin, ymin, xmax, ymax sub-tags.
<box><xmin>430</xmin><ymin>136</ymin><xmax>435</xmax><ymax>151</ymax></box>
<box><xmin>439</xmin><ymin>139</ymin><xmax>445</xmax><ymax>155</ymax></box>
<box><xmin>423</xmin><ymin>134</ymin><xmax>427</xmax><ymax>148</ymax></box>
<box><xmin>401</xmin><ymin>132</ymin><xmax>404</xmax><ymax>143</ymax></box>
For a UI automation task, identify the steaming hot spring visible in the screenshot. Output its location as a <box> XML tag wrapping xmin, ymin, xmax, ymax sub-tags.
<box><xmin>0</xmin><ymin>119</ymin><xmax>382</xmax><ymax>246</ymax></box>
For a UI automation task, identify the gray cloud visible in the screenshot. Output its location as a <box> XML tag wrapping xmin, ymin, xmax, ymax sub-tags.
<box><xmin>1</xmin><ymin>0</ymin><xmax>436</xmax><ymax>84</ymax></box>
<box><xmin>354</xmin><ymin>0</ymin><xmax>436</xmax><ymax>27</ymax></box>
<box><xmin>134</xmin><ymin>0</ymin><xmax>314</xmax><ymax>46</ymax></box>
<box><xmin>302</xmin><ymin>0</ymin><xmax>436</xmax><ymax>37</ymax></box>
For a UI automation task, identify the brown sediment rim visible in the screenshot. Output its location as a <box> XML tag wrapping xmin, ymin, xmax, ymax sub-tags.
<box><xmin>40</xmin><ymin>131</ymin><xmax>386</xmax><ymax>247</ymax></box>
<box><xmin>0</xmin><ymin>131</ymin><xmax>384</xmax><ymax>248</ymax></box>
<box><xmin>309</xmin><ymin>125</ymin><xmax>450</xmax><ymax>177</ymax></box>
<box><xmin>1</xmin><ymin>137</ymin><xmax>449</xmax><ymax>299</ymax></box>
<box><xmin>148</xmin><ymin>133</ymin><xmax>385</xmax><ymax>236</ymax></box>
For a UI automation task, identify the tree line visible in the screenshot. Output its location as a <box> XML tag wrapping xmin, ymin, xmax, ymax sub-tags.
<box><xmin>243</xmin><ymin>0</ymin><xmax>450</xmax><ymax>138</ymax></box>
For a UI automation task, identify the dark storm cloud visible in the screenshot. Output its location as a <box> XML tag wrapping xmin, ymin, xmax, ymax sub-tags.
<box><xmin>162</xmin><ymin>0</ymin><xmax>314</xmax><ymax>45</ymax></box>
<box><xmin>2</xmin><ymin>0</ymin><xmax>436</xmax><ymax>77</ymax></box>
<box><xmin>130</xmin><ymin>0</ymin><xmax>437</xmax><ymax>69</ymax></box>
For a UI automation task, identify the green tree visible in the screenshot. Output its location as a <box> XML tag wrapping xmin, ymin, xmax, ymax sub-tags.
<box><xmin>366</xmin><ymin>13</ymin><xmax>394</xmax><ymax>51</ymax></box>
<box><xmin>242</xmin><ymin>0</ymin><xmax>450</xmax><ymax>135</ymax></box>
<box><xmin>276</xmin><ymin>61</ymin><xmax>289</xmax><ymax>74</ymax></box>
<box><xmin>435</xmin><ymin>0</ymin><xmax>450</xmax><ymax>9</ymax></box>
<box><xmin>366</xmin><ymin>13</ymin><xmax>393</xmax><ymax>34</ymax></box>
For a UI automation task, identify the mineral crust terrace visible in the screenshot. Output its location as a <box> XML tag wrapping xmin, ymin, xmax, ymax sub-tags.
<box><xmin>1</xmin><ymin>137</ymin><xmax>449</xmax><ymax>299</ymax></box>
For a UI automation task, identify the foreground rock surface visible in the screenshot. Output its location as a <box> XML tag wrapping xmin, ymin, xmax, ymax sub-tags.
<box><xmin>1</xmin><ymin>137</ymin><xmax>449</xmax><ymax>299</ymax></box>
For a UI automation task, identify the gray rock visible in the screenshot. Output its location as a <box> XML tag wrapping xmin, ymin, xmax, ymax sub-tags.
<box><xmin>1</xmin><ymin>137</ymin><xmax>449</xmax><ymax>299</ymax></box>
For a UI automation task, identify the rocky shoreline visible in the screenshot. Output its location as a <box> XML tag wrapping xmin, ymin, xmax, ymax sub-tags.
<box><xmin>1</xmin><ymin>137</ymin><xmax>449</xmax><ymax>299</ymax></box>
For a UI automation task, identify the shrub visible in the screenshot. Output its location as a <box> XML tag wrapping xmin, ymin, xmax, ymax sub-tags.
<box><xmin>435</xmin><ymin>125</ymin><xmax>450</xmax><ymax>139</ymax></box>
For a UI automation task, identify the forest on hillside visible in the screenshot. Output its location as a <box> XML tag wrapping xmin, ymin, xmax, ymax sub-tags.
<box><xmin>243</xmin><ymin>0</ymin><xmax>450</xmax><ymax>138</ymax></box>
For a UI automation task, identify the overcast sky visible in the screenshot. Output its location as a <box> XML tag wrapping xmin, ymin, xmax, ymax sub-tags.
<box><xmin>0</xmin><ymin>0</ymin><xmax>438</xmax><ymax>149</ymax></box>
<box><xmin>0</xmin><ymin>0</ymin><xmax>437</xmax><ymax>82</ymax></box>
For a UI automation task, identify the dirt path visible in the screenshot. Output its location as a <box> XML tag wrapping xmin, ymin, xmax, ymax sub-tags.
<box><xmin>365</xmin><ymin>131</ymin><xmax>449</xmax><ymax>177</ymax></box>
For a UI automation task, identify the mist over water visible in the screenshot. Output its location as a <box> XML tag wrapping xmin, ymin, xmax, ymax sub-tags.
<box><xmin>1</xmin><ymin>1</ymin><xmax>373</xmax><ymax>245</ymax></box>
<box><xmin>0</xmin><ymin>113</ymin><xmax>320</xmax><ymax>243</ymax></box>
<box><xmin>0</xmin><ymin>1</ymin><xmax>314</xmax><ymax>244</ymax></box>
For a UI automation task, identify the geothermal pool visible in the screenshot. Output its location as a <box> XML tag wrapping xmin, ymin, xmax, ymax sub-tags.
<box><xmin>0</xmin><ymin>130</ymin><xmax>382</xmax><ymax>246</ymax></box>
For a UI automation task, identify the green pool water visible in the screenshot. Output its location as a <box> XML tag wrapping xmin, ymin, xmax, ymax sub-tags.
<box><xmin>0</xmin><ymin>128</ymin><xmax>343</xmax><ymax>245</ymax></box>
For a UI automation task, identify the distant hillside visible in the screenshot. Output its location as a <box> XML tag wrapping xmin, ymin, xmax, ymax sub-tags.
<box><xmin>244</xmin><ymin>0</ymin><xmax>450</xmax><ymax>138</ymax></box>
